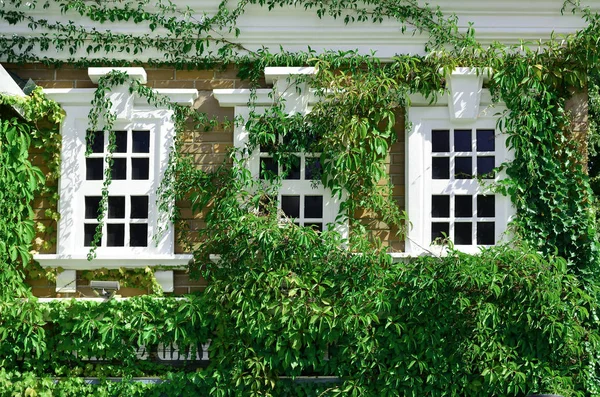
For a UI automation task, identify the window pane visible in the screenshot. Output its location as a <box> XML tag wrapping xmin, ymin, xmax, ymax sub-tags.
<box><xmin>305</xmin><ymin>158</ymin><xmax>321</xmax><ymax>180</ymax></box>
<box><xmin>283</xmin><ymin>156</ymin><xmax>301</xmax><ymax>180</ymax></box>
<box><xmin>86</xmin><ymin>158</ymin><xmax>104</xmax><ymax>180</ymax></box>
<box><xmin>112</xmin><ymin>158</ymin><xmax>127</xmax><ymax>180</ymax></box>
<box><xmin>130</xmin><ymin>224</ymin><xmax>148</xmax><ymax>247</ymax></box>
<box><xmin>281</xmin><ymin>195</ymin><xmax>300</xmax><ymax>219</ymax></box>
<box><xmin>132</xmin><ymin>158</ymin><xmax>150</xmax><ymax>180</ymax></box>
<box><xmin>454</xmin><ymin>129</ymin><xmax>472</xmax><ymax>152</ymax></box>
<box><xmin>305</xmin><ymin>222</ymin><xmax>322</xmax><ymax>232</ymax></box>
<box><xmin>431</xmin><ymin>222</ymin><xmax>449</xmax><ymax>242</ymax></box>
<box><xmin>477</xmin><ymin>222</ymin><xmax>495</xmax><ymax>245</ymax></box>
<box><xmin>432</xmin><ymin>130</ymin><xmax>450</xmax><ymax>153</ymax></box>
<box><xmin>260</xmin><ymin>157</ymin><xmax>278</xmax><ymax>179</ymax></box>
<box><xmin>85</xmin><ymin>196</ymin><xmax>102</xmax><ymax>219</ymax></box>
<box><xmin>477</xmin><ymin>156</ymin><xmax>495</xmax><ymax>178</ymax></box>
<box><xmin>477</xmin><ymin>195</ymin><xmax>495</xmax><ymax>218</ymax></box>
<box><xmin>305</xmin><ymin>195</ymin><xmax>323</xmax><ymax>218</ymax></box>
<box><xmin>455</xmin><ymin>157</ymin><xmax>472</xmax><ymax>179</ymax></box>
<box><xmin>84</xmin><ymin>223</ymin><xmax>99</xmax><ymax>247</ymax></box>
<box><xmin>87</xmin><ymin>131</ymin><xmax>104</xmax><ymax>153</ymax></box>
<box><xmin>432</xmin><ymin>157</ymin><xmax>450</xmax><ymax>179</ymax></box>
<box><xmin>132</xmin><ymin>130</ymin><xmax>150</xmax><ymax>153</ymax></box>
<box><xmin>114</xmin><ymin>130</ymin><xmax>127</xmax><ymax>153</ymax></box>
<box><xmin>108</xmin><ymin>196</ymin><xmax>125</xmax><ymax>219</ymax></box>
<box><xmin>107</xmin><ymin>224</ymin><xmax>125</xmax><ymax>247</ymax></box>
<box><xmin>476</xmin><ymin>129</ymin><xmax>495</xmax><ymax>151</ymax></box>
<box><xmin>131</xmin><ymin>196</ymin><xmax>149</xmax><ymax>219</ymax></box>
<box><xmin>431</xmin><ymin>195</ymin><xmax>450</xmax><ymax>218</ymax></box>
<box><xmin>454</xmin><ymin>222</ymin><xmax>472</xmax><ymax>245</ymax></box>
<box><xmin>455</xmin><ymin>195</ymin><xmax>473</xmax><ymax>218</ymax></box>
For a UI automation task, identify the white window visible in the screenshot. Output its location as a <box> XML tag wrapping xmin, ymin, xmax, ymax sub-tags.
<box><xmin>406</xmin><ymin>68</ymin><xmax>514</xmax><ymax>255</ymax></box>
<box><xmin>214</xmin><ymin>67</ymin><xmax>346</xmax><ymax>236</ymax></box>
<box><xmin>35</xmin><ymin>68</ymin><xmax>197</xmax><ymax>278</ymax></box>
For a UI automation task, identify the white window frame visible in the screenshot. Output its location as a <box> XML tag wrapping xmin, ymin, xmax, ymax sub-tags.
<box><xmin>406</xmin><ymin>68</ymin><xmax>514</xmax><ymax>255</ymax></box>
<box><xmin>35</xmin><ymin>68</ymin><xmax>197</xmax><ymax>272</ymax></box>
<box><xmin>214</xmin><ymin>67</ymin><xmax>347</xmax><ymax>237</ymax></box>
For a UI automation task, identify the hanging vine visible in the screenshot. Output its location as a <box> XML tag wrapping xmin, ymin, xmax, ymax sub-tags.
<box><xmin>2</xmin><ymin>0</ymin><xmax>600</xmax><ymax>395</ymax></box>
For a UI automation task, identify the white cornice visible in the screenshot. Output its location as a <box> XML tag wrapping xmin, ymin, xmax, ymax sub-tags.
<box><xmin>1</xmin><ymin>0</ymin><xmax>595</xmax><ymax>61</ymax></box>
<box><xmin>43</xmin><ymin>88</ymin><xmax>198</xmax><ymax>107</ymax></box>
<box><xmin>88</xmin><ymin>67</ymin><xmax>147</xmax><ymax>84</ymax></box>
<box><xmin>213</xmin><ymin>89</ymin><xmax>274</xmax><ymax>107</ymax></box>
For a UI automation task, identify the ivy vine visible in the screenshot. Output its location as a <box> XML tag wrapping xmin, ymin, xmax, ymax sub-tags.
<box><xmin>2</xmin><ymin>0</ymin><xmax>600</xmax><ymax>395</ymax></box>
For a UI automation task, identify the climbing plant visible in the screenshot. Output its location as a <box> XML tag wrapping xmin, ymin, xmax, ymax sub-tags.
<box><xmin>2</xmin><ymin>0</ymin><xmax>600</xmax><ymax>395</ymax></box>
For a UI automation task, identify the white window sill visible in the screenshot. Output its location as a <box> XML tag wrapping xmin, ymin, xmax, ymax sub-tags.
<box><xmin>34</xmin><ymin>254</ymin><xmax>193</xmax><ymax>270</ymax></box>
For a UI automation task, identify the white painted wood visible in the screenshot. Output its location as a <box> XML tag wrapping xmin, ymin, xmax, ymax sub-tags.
<box><xmin>55</xmin><ymin>269</ymin><xmax>76</xmax><ymax>293</ymax></box>
<box><xmin>214</xmin><ymin>68</ymin><xmax>346</xmax><ymax>238</ymax></box>
<box><xmin>154</xmin><ymin>270</ymin><xmax>174</xmax><ymax>293</ymax></box>
<box><xmin>34</xmin><ymin>68</ymin><xmax>198</xmax><ymax>269</ymax></box>
<box><xmin>0</xmin><ymin>64</ymin><xmax>25</xmax><ymax>97</ymax></box>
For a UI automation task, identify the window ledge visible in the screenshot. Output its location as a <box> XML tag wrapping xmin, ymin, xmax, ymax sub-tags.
<box><xmin>34</xmin><ymin>254</ymin><xmax>193</xmax><ymax>270</ymax></box>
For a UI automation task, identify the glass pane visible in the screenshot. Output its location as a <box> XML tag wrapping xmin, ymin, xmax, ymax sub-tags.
<box><xmin>454</xmin><ymin>129</ymin><xmax>472</xmax><ymax>152</ymax></box>
<box><xmin>305</xmin><ymin>222</ymin><xmax>322</xmax><ymax>232</ymax></box>
<box><xmin>132</xmin><ymin>130</ymin><xmax>150</xmax><ymax>153</ymax></box>
<box><xmin>130</xmin><ymin>224</ymin><xmax>148</xmax><ymax>247</ymax></box>
<box><xmin>432</xmin><ymin>157</ymin><xmax>450</xmax><ymax>179</ymax></box>
<box><xmin>107</xmin><ymin>224</ymin><xmax>125</xmax><ymax>247</ymax></box>
<box><xmin>477</xmin><ymin>156</ymin><xmax>495</xmax><ymax>178</ymax></box>
<box><xmin>283</xmin><ymin>156</ymin><xmax>301</xmax><ymax>180</ymax></box>
<box><xmin>281</xmin><ymin>195</ymin><xmax>300</xmax><ymax>219</ymax></box>
<box><xmin>114</xmin><ymin>130</ymin><xmax>127</xmax><ymax>153</ymax></box>
<box><xmin>431</xmin><ymin>195</ymin><xmax>450</xmax><ymax>218</ymax></box>
<box><xmin>112</xmin><ymin>158</ymin><xmax>127</xmax><ymax>180</ymax></box>
<box><xmin>432</xmin><ymin>130</ymin><xmax>450</xmax><ymax>153</ymax></box>
<box><xmin>476</xmin><ymin>129</ymin><xmax>495</xmax><ymax>151</ymax></box>
<box><xmin>455</xmin><ymin>157</ymin><xmax>472</xmax><ymax>179</ymax></box>
<box><xmin>260</xmin><ymin>158</ymin><xmax>278</xmax><ymax>179</ymax></box>
<box><xmin>477</xmin><ymin>222</ymin><xmax>495</xmax><ymax>245</ymax></box>
<box><xmin>86</xmin><ymin>158</ymin><xmax>104</xmax><ymax>180</ymax></box>
<box><xmin>305</xmin><ymin>158</ymin><xmax>321</xmax><ymax>180</ymax></box>
<box><xmin>131</xmin><ymin>196</ymin><xmax>149</xmax><ymax>219</ymax></box>
<box><xmin>455</xmin><ymin>195</ymin><xmax>473</xmax><ymax>218</ymax></box>
<box><xmin>477</xmin><ymin>195</ymin><xmax>495</xmax><ymax>218</ymax></box>
<box><xmin>431</xmin><ymin>222</ymin><xmax>449</xmax><ymax>242</ymax></box>
<box><xmin>305</xmin><ymin>196</ymin><xmax>323</xmax><ymax>218</ymax></box>
<box><xmin>85</xmin><ymin>196</ymin><xmax>102</xmax><ymax>219</ymax></box>
<box><xmin>84</xmin><ymin>223</ymin><xmax>99</xmax><ymax>247</ymax></box>
<box><xmin>87</xmin><ymin>131</ymin><xmax>104</xmax><ymax>153</ymax></box>
<box><xmin>108</xmin><ymin>196</ymin><xmax>125</xmax><ymax>219</ymax></box>
<box><xmin>132</xmin><ymin>158</ymin><xmax>150</xmax><ymax>180</ymax></box>
<box><xmin>454</xmin><ymin>222</ymin><xmax>472</xmax><ymax>245</ymax></box>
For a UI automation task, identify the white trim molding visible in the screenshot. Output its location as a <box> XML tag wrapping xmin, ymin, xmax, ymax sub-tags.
<box><xmin>35</xmin><ymin>67</ymin><xmax>197</xmax><ymax>270</ymax></box>
<box><xmin>406</xmin><ymin>67</ymin><xmax>515</xmax><ymax>255</ymax></box>
<box><xmin>214</xmin><ymin>67</ymin><xmax>348</xmax><ymax>238</ymax></box>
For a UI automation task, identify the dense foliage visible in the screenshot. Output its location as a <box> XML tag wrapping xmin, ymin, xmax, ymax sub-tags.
<box><xmin>2</xmin><ymin>0</ymin><xmax>600</xmax><ymax>395</ymax></box>
<box><xmin>2</xmin><ymin>244</ymin><xmax>598</xmax><ymax>396</ymax></box>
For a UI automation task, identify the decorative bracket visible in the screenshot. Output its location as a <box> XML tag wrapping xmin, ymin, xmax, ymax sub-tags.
<box><xmin>446</xmin><ymin>67</ymin><xmax>491</xmax><ymax>122</ymax></box>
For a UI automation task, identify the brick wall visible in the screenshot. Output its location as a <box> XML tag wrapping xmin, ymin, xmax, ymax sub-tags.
<box><xmin>6</xmin><ymin>63</ymin><xmax>406</xmax><ymax>296</ymax></box>
<box><xmin>26</xmin><ymin>270</ymin><xmax>207</xmax><ymax>298</ymax></box>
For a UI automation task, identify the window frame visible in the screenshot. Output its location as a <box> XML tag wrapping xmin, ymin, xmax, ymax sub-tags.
<box><xmin>237</xmin><ymin>105</ymin><xmax>343</xmax><ymax>232</ymax></box>
<box><xmin>35</xmin><ymin>70</ymin><xmax>197</xmax><ymax>271</ymax></box>
<box><xmin>406</xmin><ymin>101</ymin><xmax>513</xmax><ymax>255</ymax></box>
<box><xmin>215</xmin><ymin>67</ymin><xmax>347</xmax><ymax>237</ymax></box>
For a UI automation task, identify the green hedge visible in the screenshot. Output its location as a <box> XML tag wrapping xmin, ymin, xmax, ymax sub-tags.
<box><xmin>1</xmin><ymin>246</ymin><xmax>598</xmax><ymax>396</ymax></box>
